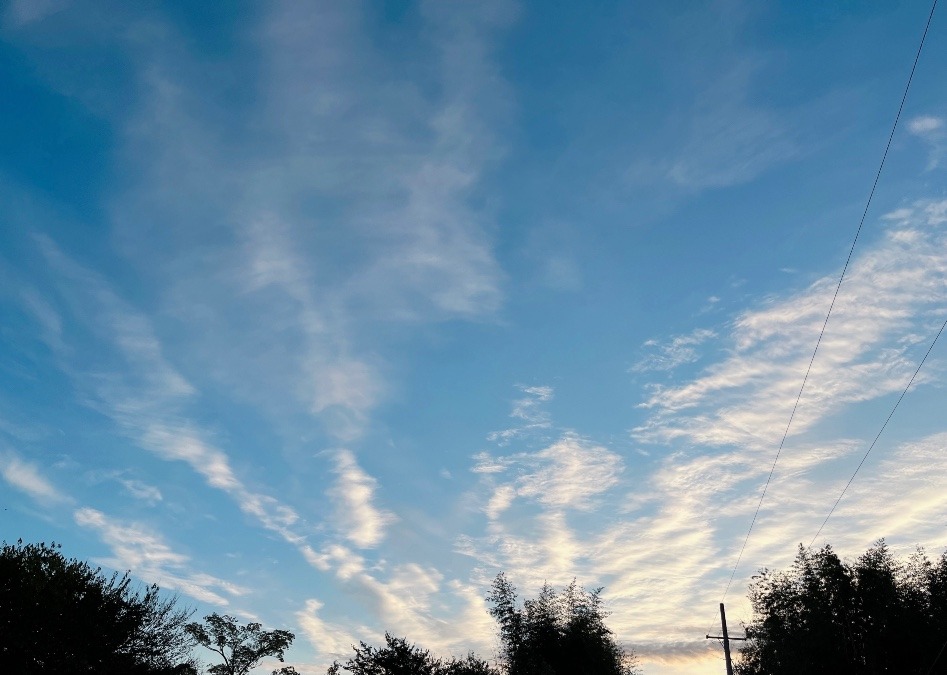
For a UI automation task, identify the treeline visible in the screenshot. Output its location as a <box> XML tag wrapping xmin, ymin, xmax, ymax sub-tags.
<box><xmin>0</xmin><ymin>540</ymin><xmax>636</xmax><ymax>675</ymax></box>
<box><xmin>327</xmin><ymin>574</ymin><xmax>638</xmax><ymax>675</ymax></box>
<box><xmin>0</xmin><ymin>540</ymin><xmax>296</xmax><ymax>675</ymax></box>
<box><xmin>1</xmin><ymin>540</ymin><xmax>196</xmax><ymax>674</ymax></box>
<box><xmin>738</xmin><ymin>540</ymin><xmax>947</xmax><ymax>675</ymax></box>
<box><xmin>7</xmin><ymin>537</ymin><xmax>947</xmax><ymax>674</ymax></box>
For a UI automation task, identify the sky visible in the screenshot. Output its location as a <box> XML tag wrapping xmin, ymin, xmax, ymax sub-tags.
<box><xmin>2</xmin><ymin>1</ymin><xmax>947</xmax><ymax>673</ymax></box>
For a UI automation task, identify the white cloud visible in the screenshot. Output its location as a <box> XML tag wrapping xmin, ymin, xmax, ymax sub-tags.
<box><xmin>305</xmin><ymin>542</ymin><xmax>497</xmax><ymax>660</ymax></box>
<box><xmin>35</xmin><ymin>235</ymin><xmax>195</xmax><ymax>401</ymax></box>
<box><xmin>119</xmin><ymin>478</ymin><xmax>163</xmax><ymax>505</ymax></box>
<box><xmin>908</xmin><ymin>115</ymin><xmax>944</xmax><ymax>135</ymax></box>
<box><xmin>810</xmin><ymin>431</ymin><xmax>947</xmax><ymax>551</ymax></box>
<box><xmin>27</xmin><ymin>241</ymin><xmax>316</xmax><ymax>561</ymax></box>
<box><xmin>882</xmin><ymin>207</ymin><xmax>914</xmax><ymax>221</ymax></box>
<box><xmin>2</xmin><ymin>0</ymin><xmax>69</xmax><ymax>27</ymax></box>
<box><xmin>634</xmin><ymin>202</ymin><xmax>947</xmax><ymax>449</ymax></box>
<box><xmin>140</xmin><ymin>425</ymin><xmax>241</xmax><ymax>492</ymax></box>
<box><xmin>140</xmin><ymin>424</ymin><xmax>306</xmax><ymax>545</ymax></box>
<box><xmin>629</xmin><ymin>57</ymin><xmax>798</xmax><ymax>191</ymax></box>
<box><xmin>477</xmin><ymin>434</ymin><xmax>623</xmax><ymax>514</ymax></box>
<box><xmin>633</xmin><ymin>328</ymin><xmax>717</xmax><ymax>372</ymax></box>
<box><xmin>74</xmin><ymin>507</ymin><xmax>247</xmax><ymax>605</ymax></box>
<box><xmin>328</xmin><ymin>449</ymin><xmax>396</xmax><ymax>549</ymax></box>
<box><xmin>512</xmin><ymin>385</ymin><xmax>554</xmax><ymax>421</ymax></box>
<box><xmin>19</xmin><ymin>288</ymin><xmax>65</xmax><ymax>353</ymax></box>
<box><xmin>452</xmin><ymin>202</ymin><xmax>947</xmax><ymax>675</ymax></box>
<box><xmin>0</xmin><ymin>452</ymin><xmax>68</xmax><ymax>505</ymax></box>
<box><xmin>296</xmin><ymin>599</ymin><xmax>367</xmax><ymax>662</ymax></box>
<box><xmin>519</xmin><ymin>436</ymin><xmax>624</xmax><ymax>510</ymax></box>
<box><xmin>75</xmin><ymin>507</ymin><xmax>188</xmax><ymax>569</ymax></box>
<box><xmin>907</xmin><ymin>115</ymin><xmax>946</xmax><ymax>169</ymax></box>
<box><xmin>343</xmin><ymin>562</ymin><xmax>496</xmax><ymax>659</ymax></box>
<box><xmin>484</xmin><ymin>484</ymin><xmax>517</xmax><ymax>520</ymax></box>
<box><xmin>8</xmin><ymin>16</ymin><xmax>528</xmax><ymax>664</ymax></box>
<box><xmin>87</xmin><ymin>0</ymin><xmax>512</xmax><ymax>446</ymax></box>
<box><xmin>602</xmin><ymin>201</ymin><xmax>947</xmax><ymax>667</ymax></box>
<box><xmin>487</xmin><ymin>385</ymin><xmax>554</xmax><ymax>444</ymax></box>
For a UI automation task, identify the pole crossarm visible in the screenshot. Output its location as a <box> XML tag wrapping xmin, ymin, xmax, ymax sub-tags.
<box><xmin>708</xmin><ymin>603</ymin><xmax>738</xmax><ymax>675</ymax></box>
<box><xmin>706</xmin><ymin>635</ymin><xmax>747</xmax><ymax>641</ymax></box>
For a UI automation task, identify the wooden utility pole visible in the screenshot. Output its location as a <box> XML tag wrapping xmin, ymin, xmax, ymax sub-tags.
<box><xmin>706</xmin><ymin>603</ymin><xmax>746</xmax><ymax>675</ymax></box>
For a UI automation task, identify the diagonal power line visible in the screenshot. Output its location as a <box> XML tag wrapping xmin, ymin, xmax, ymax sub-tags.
<box><xmin>808</xmin><ymin>313</ymin><xmax>947</xmax><ymax>548</ymax></box>
<box><xmin>713</xmin><ymin>0</ymin><xmax>939</xmax><ymax>614</ymax></box>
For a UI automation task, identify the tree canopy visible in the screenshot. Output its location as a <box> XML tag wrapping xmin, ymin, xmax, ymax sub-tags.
<box><xmin>328</xmin><ymin>574</ymin><xmax>636</xmax><ymax>675</ymax></box>
<box><xmin>737</xmin><ymin>540</ymin><xmax>947</xmax><ymax>675</ymax></box>
<box><xmin>0</xmin><ymin>539</ymin><xmax>196</xmax><ymax>674</ymax></box>
<box><xmin>328</xmin><ymin>633</ymin><xmax>497</xmax><ymax>675</ymax></box>
<box><xmin>186</xmin><ymin>612</ymin><xmax>295</xmax><ymax>675</ymax></box>
<box><xmin>487</xmin><ymin>573</ymin><xmax>638</xmax><ymax>675</ymax></box>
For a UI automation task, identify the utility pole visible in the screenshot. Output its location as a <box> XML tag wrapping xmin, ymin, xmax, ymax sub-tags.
<box><xmin>706</xmin><ymin>603</ymin><xmax>746</xmax><ymax>675</ymax></box>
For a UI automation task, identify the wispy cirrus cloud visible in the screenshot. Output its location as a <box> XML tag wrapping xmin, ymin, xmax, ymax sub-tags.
<box><xmin>0</xmin><ymin>451</ymin><xmax>69</xmax><ymax>505</ymax></box>
<box><xmin>908</xmin><ymin>114</ymin><xmax>946</xmax><ymax>170</ymax></box>
<box><xmin>1</xmin><ymin>0</ymin><xmax>68</xmax><ymax>28</ymax></box>
<box><xmin>86</xmin><ymin>470</ymin><xmax>163</xmax><ymax>506</ymax></box>
<box><xmin>89</xmin><ymin>0</ymin><xmax>514</xmax><ymax>445</ymax></box>
<box><xmin>459</xmin><ymin>426</ymin><xmax>721</xmax><ymax>672</ymax></box>
<box><xmin>454</xmin><ymin>202</ymin><xmax>947</xmax><ymax>674</ymax></box>
<box><xmin>118</xmin><ymin>478</ymin><xmax>162</xmax><ymax>505</ymax></box>
<box><xmin>0</xmin><ymin>449</ymin><xmax>244</xmax><ymax>610</ymax></box>
<box><xmin>328</xmin><ymin>449</ymin><xmax>396</xmax><ymax>549</ymax></box>
<box><xmin>634</xmin><ymin>201</ymin><xmax>947</xmax><ymax>450</ymax></box>
<box><xmin>22</xmin><ymin>238</ymin><xmax>313</xmax><ymax>559</ymax></box>
<box><xmin>475</xmin><ymin>434</ymin><xmax>624</xmax><ymax>517</ymax></box>
<box><xmin>296</xmin><ymin>599</ymin><xmax>369</xmax><ymax>664</ymax></box>
<box><xmin>632</xmin><ymin>328</ymin><xmax>716</xmax><ymax>373</ymax></box>
<box><xmin>74</xmin><ymin>507</ymin><xmax>247</xmax><ymax>606</ymax></box>
<box><xmin>486</xmin><ymin>385</ymin><xmax>554</xmax><ymax>444</ymax></box>
<box><xmin>612</xmin><ymin>200</ymin><xmax>947</xmax><ymax>665</ymax></box>
<box><xmin>302</xmin><ymin>540</ymin><xmax>497</xmax><ymax>663</ymax></box>
<box><xmin>627</xmin><ymin>20</ymin><xmax>800</xmax><ymax>193</ymax></box>
<box><xmin>6</xmin><ymin>3</ymin><xmax>521</xmax><ymax>666</ymax></box>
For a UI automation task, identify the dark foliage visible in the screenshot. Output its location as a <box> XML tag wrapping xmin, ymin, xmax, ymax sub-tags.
<box><xmin>487</xmin><ymin>573</ymin><xmax>638</xmax><ymax>675</ymax></box>
<box><xmin>737</xmin><ymin>540</ymin><xmax>947</xmax><ymax>675</ymax></box>
<box><xmin>186</xmin><ymin>612</ymin><xmax>295</xmax><ymax>675</ymax></box>
<box><xmin>0</xmin><ymin>539</ymin><xmax>196</xmax><ymax>674</ymax></box>
<box><xmin>327</xmin><ymin>634</ymin><xmax>498</xmax><ymax>675</ymax></box>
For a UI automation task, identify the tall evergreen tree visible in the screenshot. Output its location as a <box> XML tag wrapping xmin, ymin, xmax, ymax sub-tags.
<box><xmin>738</xmin><ymin>540</ymin><xmax>947</xmax><ymax>675</ymax></box>
<box><xmin>486</xmin><ymin>574</ymin><xmax>638</xmax><ymax>675</ymax></box>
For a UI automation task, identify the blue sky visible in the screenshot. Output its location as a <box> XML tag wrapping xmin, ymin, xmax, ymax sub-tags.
<box><xmin>2</xmin><ymin>1</ymin><xmax>947</xmax><ymax>673</ymax></box>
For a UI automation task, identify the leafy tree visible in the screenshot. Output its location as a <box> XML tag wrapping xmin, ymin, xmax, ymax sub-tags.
<box><xmin>487</xmin><ymin>573</ymin><xmax>638</xmax><ymax>675</ymax></box>
<box><xmin>0</xmin><ymin>539</ymin><xmax>196</xmax><ymax>674</ymax></box>
<box><xmin>441</xmin><ymin>653</ymin><xmax>499</xmax><ymax>675</ymax></box>
<box><xmin>186</xmin><ymin>613</ymin><xmax>295</xmax><ymax>675</ymax></box>
<box><xmin>737</xmin><ymin>540</ymin><xmax>947</xmax><ymax>675</ymax></box>
<box><xmin>327</xmin><ymin>634</ymin><xmax>498</xmax><ymax>675</ymax></box>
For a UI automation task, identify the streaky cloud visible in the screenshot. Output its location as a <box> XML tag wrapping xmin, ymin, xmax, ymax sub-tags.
<box><xmin>0</xmin><ymin>451</ymin><xmax>69</xmax><ymax>505</ymax></box>
<box><xmin>74</xmin><ymin>507</ymin><xmax>247</xmax><ymax>606</ymax></box>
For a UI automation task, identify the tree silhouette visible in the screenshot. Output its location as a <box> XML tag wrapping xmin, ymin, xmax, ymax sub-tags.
<box><xmin>487</xmin><ymin>573</ymin><xmax>638</xmax><ymax>675</ymax></box>
<box><xmin>0</xmin><ymin>539</ymin><xmax>196</xmax><ymax>674</ymax></box>
<box><xmin>327</xmin><ymin>633</ymin><xmax>498</xmax><ymax>675</ymax></box>
<box><xmin>186</xmin><ymin>613</ymin><xmax>295</xmax><ymax>675</ymax></box>
<box><xmin>737</xmin><ymin>540</ymin><xmax>947</xmax><ymax>675</ymax></box>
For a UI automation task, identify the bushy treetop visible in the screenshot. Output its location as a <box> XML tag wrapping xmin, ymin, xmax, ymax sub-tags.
<box><xmin>0</xmin><ymin>539</ymin><xmax>196</xmax><ymax>674</ymax></box>
<box><xmin>738</xmin><ymin>540</ymin><xmax>947</xmax><ymax>675</ymax></box>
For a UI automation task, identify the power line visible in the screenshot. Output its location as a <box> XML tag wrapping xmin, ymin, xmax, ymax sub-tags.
<box><xmin>925</xmin><ymin>636</ymin><xmax>947</xmax><ymax>675</ymax></box>
<box><xmin>808</xmin><ymin>312</ymin><xmax>947</xmax><ymax>548</ymax></box>
<box><xmin>713</xmin><ymin>0</ymin><xmax>939</xmax><ymax>614</ymax></box>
